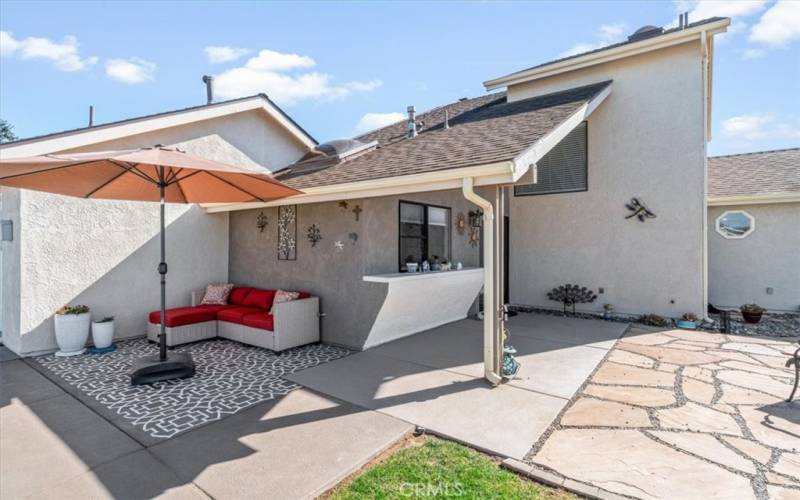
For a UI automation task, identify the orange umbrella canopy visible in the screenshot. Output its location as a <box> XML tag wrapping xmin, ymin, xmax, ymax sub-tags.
<box><xmin>0</xmin><ymin>146</ymin><xmax>301</xmax><ymax>203</ymax></box>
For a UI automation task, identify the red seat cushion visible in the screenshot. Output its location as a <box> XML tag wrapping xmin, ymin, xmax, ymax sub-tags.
<box><xmin>242</xmin><ymin>313</ymin><xmax>275</xmax><ymax>332</ymax></box>
<box><xmin>217</xmin><ymin>306</ymin><xmax>263</xmax><ymax>325</ymax></box>
<box><xmin>242</xmin><ymin>288</ymin><xmax>276</xmax><ymax>310</ymax></box>
<box><xmin>195</xmin><ymin>304</ymin><xmax>231</xmax><ymax>313</ymax></box>
<box><xmin>228</xmin><ymin>287</ymin><xmax>253</xmax><ymax>306</ymax></box>
<box><xmin>148</xmin><ymin>307</ymin><xmax>217</xmax><ymax>328</ymax></box>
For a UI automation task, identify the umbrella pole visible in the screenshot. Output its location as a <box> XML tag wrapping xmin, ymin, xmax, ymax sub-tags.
<box><xmin>159</xmin><ymin>181</ymin><xmax>167</xmax><ymax>362</ymax></box>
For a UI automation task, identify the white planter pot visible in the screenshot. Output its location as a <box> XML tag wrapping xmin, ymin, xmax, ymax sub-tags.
<box><xmin>91</xmin><ymin>320</ymin><xmax>115</xmax><ymax>349</ymax></box>
<box><xmin>54</xmin><ymin>312</ymin><xmax>90</xmax><ymax>356</ymax></box>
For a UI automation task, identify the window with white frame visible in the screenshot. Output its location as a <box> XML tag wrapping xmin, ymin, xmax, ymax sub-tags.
<box><xmin>715</xmin><ymin>210</ymin><xmax>755</xmax><ymax>239</ymax></box>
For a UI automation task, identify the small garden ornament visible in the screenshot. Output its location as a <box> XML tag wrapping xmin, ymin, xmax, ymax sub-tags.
<box><xmin>547</xmin><ymin>284</ymin><xmax>598</xmax><ymax>314</ymax></box>
<box><xmin>676</xmin><ymin>313</ymin><xmax>698</xmax><ymax>330</ymax></box>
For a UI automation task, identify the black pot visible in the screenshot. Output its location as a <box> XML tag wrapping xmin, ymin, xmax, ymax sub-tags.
<box><xmin>741</xmin><ymin>310</ymin><xmax>763</xmax><ymax>324</ymax></box>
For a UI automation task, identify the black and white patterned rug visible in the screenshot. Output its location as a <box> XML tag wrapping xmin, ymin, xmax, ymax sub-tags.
<box><xmin>35</xmin><ymin>339</ymin><xmax>351</xmax><ymax>439</ymax></box>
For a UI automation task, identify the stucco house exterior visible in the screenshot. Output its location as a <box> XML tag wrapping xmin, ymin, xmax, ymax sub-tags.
<box><xmin>707</xmin><ymin>148</ymin><xmax>800</xmax><ymax>312</ymax></box>
<box><xmin>1</xmin><ymin>16</ymin><xmax>732</xmax><ymax>379</ymax></box>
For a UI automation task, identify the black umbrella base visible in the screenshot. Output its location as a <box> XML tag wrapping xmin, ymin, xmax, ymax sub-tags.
<box><xmin>130</xmin><ymin>352</ymin><xmax>195</xmax><ymax>385</ymax></box>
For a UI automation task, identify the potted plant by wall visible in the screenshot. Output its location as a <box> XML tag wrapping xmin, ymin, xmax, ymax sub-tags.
<box><xmin>430</xmin><ymin>255</ymin><xmax>441</xmax><ymax>271</ymax></box>
<box><xmin>676</xmin><ymin>313</ymin><xmax>698</xmax><ymax>330</ymax></box>
<box><xmin>91</xmin><ymin>316</ymin><xmax>115</xmax><ymax>349</ymax></box>
<box><xmin>740</xmin><ymin>303</ymin><xmax>765</xmax><ymax>324</ymax></box>
<box><xmin>54</xmin><ymin>305</ymin><xmax>90</xmax><ymax>356</ymax></box>
<box><xmin>602</xmin><ymin>303</ymin><xmax>614</xmax><ymax>319</ymax></box>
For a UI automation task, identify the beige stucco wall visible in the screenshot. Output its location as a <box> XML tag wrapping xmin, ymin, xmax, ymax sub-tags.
<box><xmin>507</xmin><ymin>41</ymin><xmax>707</xmax><ymax>318</ymax></box>
<box><xmin>229</xmin><ymin>188</ymin><xmax>486</xmax><ymax>349</ymax></box>
<box><xmin>708</xmin><ymin>203</ymin><xmax>800</xmax><ymax>311</ymax></box>
<box><xmin>2</xmin><ymin>110</ymin><xmax>308</xmax><ymax>356</ymax></box>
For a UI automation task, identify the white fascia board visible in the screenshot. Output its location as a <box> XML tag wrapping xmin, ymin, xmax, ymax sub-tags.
<box><xmin>510</xmin><ymin>83</ymin><xmax>611</xmax><ymax>181</ymax></box>
<box><xmin>483</xmin><ymin>19</ymin><xmax>729</xmax><ymax>91</ymax></box>
<box><xmin>707</xmin><ymin>192</ymin><xmax>800</xmax><ymax>206</ymax></box>
<box><xmin>0</xmin><ymin>96</ymin><xmax>315</xmax><ymax>158</ymax></box>
<box><xmin>203</xmin><ymin>161</ymin><xmax>515</xmax><ymax>213</ymax></box>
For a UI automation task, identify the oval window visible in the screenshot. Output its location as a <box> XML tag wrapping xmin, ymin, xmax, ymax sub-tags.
<box><xmin>716</xmin><ymin>210</ymin><xmax>754</xmax><ymax>239</ymax></box>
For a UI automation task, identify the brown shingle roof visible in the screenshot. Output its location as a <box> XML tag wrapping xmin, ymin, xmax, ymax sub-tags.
<box><xmin>275</xmin><ymin>81</ymin><xmax>611</xmax><ymax>190</ymax></box>
<box><xmin>708</xmin><ymin>148</ymin><xmax>800</xmax><ymax>198</ymax></box>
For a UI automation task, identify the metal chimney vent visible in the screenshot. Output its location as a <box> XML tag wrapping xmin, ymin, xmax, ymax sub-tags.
<box><xmin>202</xmin><ymin>75</ymin><xmax>214</xmax><ymax>104</ymax></box>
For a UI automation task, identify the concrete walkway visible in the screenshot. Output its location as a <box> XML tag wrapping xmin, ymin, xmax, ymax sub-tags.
<box><xmin>525</xmin><ymin>326</ymin><xmax>800</xmax><ymax>500</ymax></box>
<box><xmin>0</xmin><ymin>346</ymin><xmax>411</xmax><ymax>500</ymax></box>
<box><xmin>287</xmin><ymin>314</ymin><xmax>628</xmax><ymax>460</ymax></box>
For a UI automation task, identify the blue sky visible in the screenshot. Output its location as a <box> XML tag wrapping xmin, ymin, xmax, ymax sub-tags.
<box><xmin>1</xmin><ymin>1</ymin><xmax>798</xmax><ymax>155</ymax></box>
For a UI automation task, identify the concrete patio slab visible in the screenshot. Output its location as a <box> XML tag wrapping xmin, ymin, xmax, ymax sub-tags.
<box><xmin>370</xmin><ymin>318</ymin><xmax>610</xmax><ymax>399</ymax></box>
<box><xmin>508</xmin><ymin>313</ymin><xmax>628</xmax><ymax>349</ymax></box>
<box><xmin>0</xmin><ymin>345</ymin><xmax>20</xmax><ymax>362</ymax></box>
<box><xmin>287</xmin><ymin>349</ymin><xmax>567</xmax><ymax>460</ymax></box>
<box><xmin>149</xmin><ymin>388</ymin><xmax>412</xmax><ymax>500</ymax></box>
<box><xmin>0</xmin><ymin>361</ymin><xmax>143</xmax><ymax>499</ymax></box>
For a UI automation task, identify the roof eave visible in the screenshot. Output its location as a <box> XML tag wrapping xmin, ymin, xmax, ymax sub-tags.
<box><xmin>483</xmin><ymin>19</ymin><xmax>730</xmax><ymax>91</ymax></box>
<box><xmin>202</xmin><ymin>160</ymin><xmax>516</xmax><ymax>213</ymax></box>
<box><xmin>0</xmin><ymin>94</ymin><xmax>317</xmax><ymax>158</ymax></box>
<box><xmin>708</xmin><ymin>192</ymin><xmax>800</xmax><ymax>206</ymax></box>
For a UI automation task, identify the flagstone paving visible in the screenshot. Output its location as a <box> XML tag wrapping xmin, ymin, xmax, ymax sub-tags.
<box><xmin>525</xmin><ymin>326</ymin><xmax>800</xmax><ymax>500</ymax></box>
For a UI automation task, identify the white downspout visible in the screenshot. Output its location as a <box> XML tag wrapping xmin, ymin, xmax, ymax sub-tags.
<box><xmin>701</xmin><ymin>30</ymin><xmax>712</xmax><ymax>322</ymax></box>
<box><xmin>462</xmin><ymin>177</ymin><xmax>503</xmax><ymax>385</ymax></box>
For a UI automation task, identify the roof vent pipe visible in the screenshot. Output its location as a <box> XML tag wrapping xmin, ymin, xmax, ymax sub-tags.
<box><xmin>202</xmin><ymin>75</ymin><xmax>214</xmax><ymax>104</ymax></box>
<box><xmin>407</xmin><ymin>105</ymin><xmax>417</xmax><ymax>139</ymax></box>
<box><xmin>444</xmin><ymin>109</ymin><xmax>450</xmax><ymax>129</ymax></box>
<box><xmin>88</xmin><ymin>105</ymin><xmax>94</xmax><ymax>127</ymax></box>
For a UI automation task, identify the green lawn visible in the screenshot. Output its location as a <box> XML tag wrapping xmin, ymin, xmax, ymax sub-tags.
<box><xmin>330</xmin><ymin>438</ymin><xmax>573</xmax><ymax>499</ymax></box>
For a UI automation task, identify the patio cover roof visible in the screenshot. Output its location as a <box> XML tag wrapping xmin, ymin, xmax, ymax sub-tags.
<box><xmin>708</xmin><ymin>148</ymin><xmax>800</xmax><ymax>205</ymax></box>
<box><xmin>207</xmin><ymin>80</ymin><xmax>612</xmax><ymax>212</ymax></box>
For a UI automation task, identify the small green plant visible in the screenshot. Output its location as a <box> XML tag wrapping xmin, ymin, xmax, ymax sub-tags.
<box><xmin>95</xmin><ymin>316</ymin><xmax>114</xmax><ymax>323</ymax></box>
<box><xmin>740</xmin><ymin>303</ymin><xmax>765</xmax><ymax>314</ymax></box>
<box><xmin>56</xmin><ymin>305</ymin><xmax>89</xmax><ymax>315</ymax></box>
<box><xmin>639</xmin><ymin>313</ymin><xmax>670</xmax><ymax>327</ymax></box>
<box><xmin>603</xmin><ymin>303</ymin><xmax>614</xmax><ymax>312</ymax></box>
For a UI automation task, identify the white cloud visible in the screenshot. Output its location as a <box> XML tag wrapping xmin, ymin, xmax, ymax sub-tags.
<box><xmin>214</xmin><ymin>48</ymin><xmax>381</xmax><ymax>105</ymax></box>
<box><xmin>560</xmin><ymin>23</ymin><xmax>626</xmax><ymax>57</ymax></box>
<box><xmin>749</xmin><ymin>0</ymin><xmax>800</xmax><ymax>47</ymax></box>
<box><xmin>105</xmin><ymin>57</ymin><xmax>156</xmax><ymax>84</ymax></box>
<box><xmin>722</xmin><ymin>112</ymin><xmax>800</xmax><ymax>141</ymax></box>
<box><xmin>353</xmin><ymin>112</ymin><xmax>406</xmax><ymax>136</ymax></box>
<box><xmin>741</xmin><ymin>47</ymin><xmax>766</xmax><ymax>59</ymax></box>
<box><xmin>0</xmin><ymin>31</ymin><xmax>97</xmax><ymax>71</ymax></box>
<box><xmin>204</xmin><ymin>46</ymin><xmax>251</xmax><ymax>64</ymax></box>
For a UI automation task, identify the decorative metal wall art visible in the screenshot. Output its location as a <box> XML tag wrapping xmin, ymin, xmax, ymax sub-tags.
<box><xmin>306</xmin><ymin>224</ymin><xmax>322</xmax><ymax>247</ymax></box>
<box><xmin>547</xmin><ymin>284</ymin><xmax>598</xmax><ymax>314</ymax></box>
<box><xmin>455</xmin><ymin>212</ymin><xmax>466</xmax><ymax>235</ymax></box>
<box><xmin>256</xmin><ymin>212</ymin><xmax>269</xmax><ymax>233</ymax></box>
<box><xmin>625</xmin><ymin>198</ymin><xmax>656</xmax><ymax>222</ymax></box>
<box><xmin>352</xmin><ymin>204</ymin><xmax>362</xmax><ymax>221</ymax></box>
<box><xmin>468</xmin><ymin>227</ymin><xmax>480</xmax><ymax>248</ymax></box>
<box><xmin>468</xmin><ymin>210</ymin><xmax>483</xmax><ymax>229</ymax></box>
<box><xmin>348</xmin><ymin>232</ymin><xmax>358</xmax><ymax>245</ymax></box>
<box><xmin>277</xmin><ymin>205</ymin><xmax>297</xmax><ymax>260</ymax></box>
<box><xmin>334</xmin><ymin>240</ymin><xmax>344</xmax><ymax>251</ymax></box>
<box><xmin>338</xmin><ymin>200</ymin><xmax>349</xmax><ymax>210</ymax></box>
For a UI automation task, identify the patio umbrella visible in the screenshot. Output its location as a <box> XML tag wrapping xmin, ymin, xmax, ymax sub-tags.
<box><xmin>0</xmin><ymin>146</ymin><xmax>301</xmax><ymax>384</ymax></box>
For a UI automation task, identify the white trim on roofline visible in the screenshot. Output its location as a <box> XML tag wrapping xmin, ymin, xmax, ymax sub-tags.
<box><xmin>483</xmin><ymin>19</ymin><xmax>729</xmax><ymax>91</ymax></box>
<box><xmin>204</xmin><ymin>84</ymin><xmax>611</xmax><ymax>213</ymax></box>
<box><xmin>708</xmin><ymin>192</ymin><xmax>800</xmax><ymax>206</ymax></box>
<box><xmin>0</xmin><ymin>95</ymin><xmax>317</xmax><ymax>158</ymax></box>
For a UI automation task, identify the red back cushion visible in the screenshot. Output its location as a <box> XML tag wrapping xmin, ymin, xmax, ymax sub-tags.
<box><xmin>299</xmin><ymin>292</ymin><xmax>311</xmax><ymax>299</ymax></box>
<box><xmin>229</xmin><ymin>287</ymin><xmax>253</xmax><ymax>306</ymax></box>
<box><xmin>242</xmin><ymin>288</ymin><xmax>276</xmax><ymax>310</ymax></box>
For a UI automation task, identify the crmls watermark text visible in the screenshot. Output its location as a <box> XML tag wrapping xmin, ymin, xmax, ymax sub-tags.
<box><xmin>399</xmin><ymin>482</ymin><xmax>465</xmax><ymax>497</ymax></box>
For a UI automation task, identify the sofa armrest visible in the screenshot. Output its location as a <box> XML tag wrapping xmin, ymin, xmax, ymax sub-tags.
<box><xmin>271</xmin><ymin>297</ymin><xmax>320</xmax><ymax>350</ymax></box>
<box><xmin>191</xmin><ymin>288</ymin><xmax>207</xmax><ymax>307</ymax></box>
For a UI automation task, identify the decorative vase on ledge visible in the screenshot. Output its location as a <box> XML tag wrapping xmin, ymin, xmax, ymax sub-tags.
<box><xmin>54</xmin><ymin>307</ymin><xmax>91</xmax><ymax>357</ymax></box>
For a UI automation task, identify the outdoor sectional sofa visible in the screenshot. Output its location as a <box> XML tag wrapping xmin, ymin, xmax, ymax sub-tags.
<box><xmin>147</xmin><ymin>286</ymin><xmax>319</xmax><ymax>351</ymax></box>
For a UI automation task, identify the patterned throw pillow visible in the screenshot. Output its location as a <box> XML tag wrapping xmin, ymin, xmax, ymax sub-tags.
<box><xmin>200</xmin><ymin>283</ymin><xmax>234</xmax><ymax>305</ymax></box>
<box><xmin>270</xmin><ymin>289</ymin><xmax>301</xmax><ymax>313</ymax></box>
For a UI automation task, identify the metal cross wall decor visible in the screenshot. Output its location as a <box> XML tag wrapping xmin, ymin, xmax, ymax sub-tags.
<box><xmin>625</xmin><ymin>197</ymin><xmax>656</xmax><ymax>222</ymax></box>
<box><xmin>352</xmin><ymin>204</ymin><xmax>362</xmax><ymax>221</ymax></box>
<box><xmin>256</xmin><ymin>212</ymin><xmax>269</xmax><ymax>233</ymax></box>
